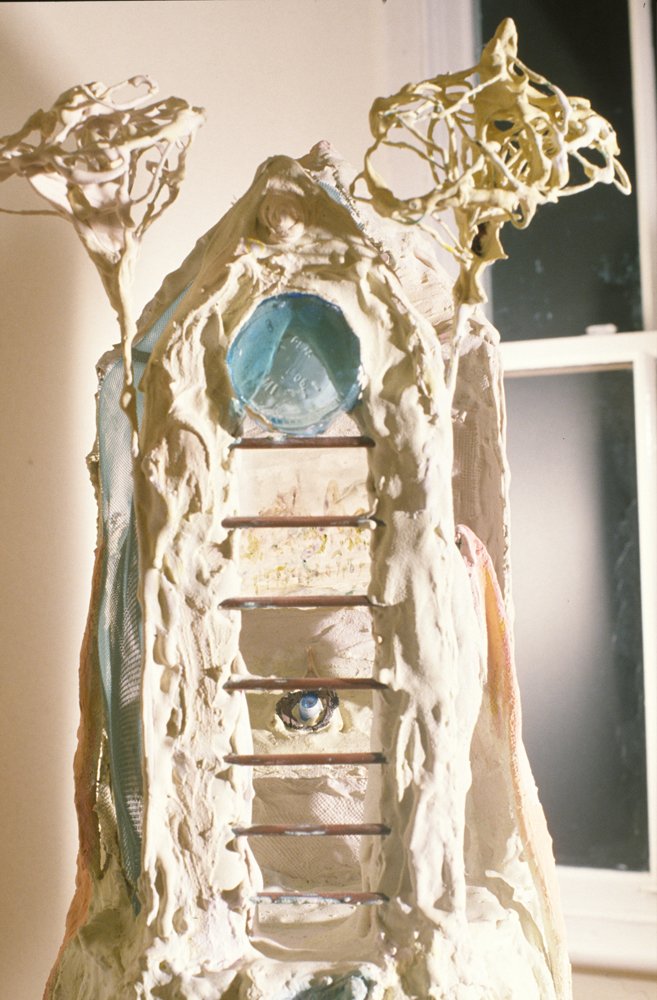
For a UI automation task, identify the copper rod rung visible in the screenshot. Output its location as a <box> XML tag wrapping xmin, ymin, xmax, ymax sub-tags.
<box><xmin>224</xmin><ymin>677</ymin><xmax>387</xmax><ymax>691</ymax></box>
<box><xmin>231</xmin><ymin>436</ymin><xmax>375</xmax><ymax>450</ymax></box>
<box><xmin>255</xmin><ymin>891</ymin><xmax>388</xmax><ymax>905</ymax></box>
<box><xmin>221</xmin><ymin>595</ymin><xmax>372</xmax><ymax>609</ymax></box>
<box><xmin>232</xmin><ymin>823</ymin><xmax>390</xmax><ymax>837</ymax></box>
<box><xmin>225</xmin><ymin>752</ymin><xmax>385</xmax><ymax>766</ymax></box>
<box><xmin>222</xmin><ymin>515</ymin><xmax>378</xmax><ymax>529</ymax></box>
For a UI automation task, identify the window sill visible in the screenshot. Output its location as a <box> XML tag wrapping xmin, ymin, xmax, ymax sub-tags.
<box><xmin>560</xmin><ymin>867</ymin><xmax>657</xmax><ymax>974</ymax></box>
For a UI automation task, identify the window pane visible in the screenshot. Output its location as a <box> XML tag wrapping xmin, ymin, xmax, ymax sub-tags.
<box><xmin>478</xmin><ymin>0</ymin><xmax>643</xmax><ymax>338</ymax></box>
<box><xmin>505</xmin><ymin>369</ymin><xmax>648</xmax><ymax>869</ymax></box>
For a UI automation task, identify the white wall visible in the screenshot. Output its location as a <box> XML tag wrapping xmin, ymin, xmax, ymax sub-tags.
<box><xmin>0</xmin><ymin>3</ymin><xmax>653</xmax><ymax>999</ymax></box>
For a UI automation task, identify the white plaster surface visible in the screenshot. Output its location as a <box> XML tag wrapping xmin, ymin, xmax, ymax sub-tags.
<box><xmin>0</xmin><ymin>3</ymin><xmax>654</xmax><ymax>1000</ymax></box>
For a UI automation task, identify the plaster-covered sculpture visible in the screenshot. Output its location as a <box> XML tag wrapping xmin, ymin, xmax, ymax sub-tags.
<box><xmin>0</xmin><ymin>20</ymin><xmax>628</xmax><ymax>1000</ymax></box>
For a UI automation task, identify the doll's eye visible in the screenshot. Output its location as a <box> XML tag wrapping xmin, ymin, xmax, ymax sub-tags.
<box><xmin>275</xmin><ymin>689</ymin><xmax>339</xmax><ymax>732</ymax></box>
<box><xmin>295</xmin><ymin>692</ymin><xmax>322</xmax><ymax>723</ymax></box>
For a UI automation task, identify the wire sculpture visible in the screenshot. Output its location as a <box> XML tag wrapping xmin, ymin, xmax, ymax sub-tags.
<box><xmin>353</xmin><ymin>18</ymin><xmax>630</xmax><ymax>381</ymax></box>
<box><xmin>0</xmin><ymin>76</ymin><xmax>204</xmax><ymax>450</ymax></box>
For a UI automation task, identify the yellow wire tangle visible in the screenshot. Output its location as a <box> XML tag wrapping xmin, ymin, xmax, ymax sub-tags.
<box><xmin>0</xmin><ymin>77</ymin><xmax>205</xmax><ymax>450</ymax></box>
<box><xmin>354</xmin><ymin>18</ymin><xmax>630</xmax><ymax>308</ymax></box>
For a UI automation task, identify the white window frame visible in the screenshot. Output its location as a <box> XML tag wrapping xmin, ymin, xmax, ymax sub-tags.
<box><xmin>501</xmin><ymin>331</ymin><xmax>657</xmax><ymax>973</ymax></box>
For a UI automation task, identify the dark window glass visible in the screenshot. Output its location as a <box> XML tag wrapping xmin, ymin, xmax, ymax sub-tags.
<box><xmin>478</xmin><ymin>0</ymin><xmax>643</xmax><ymax>338</ymax></box>
<box><xmin>505</xmin><ymin>369</ymin><xmax>648</xmax><ymax>869</ymax></box>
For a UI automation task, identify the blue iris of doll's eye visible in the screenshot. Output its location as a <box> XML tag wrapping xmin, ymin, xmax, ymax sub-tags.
<box><xmin>275</xmin><ymin>689</ymin><xmax>339</xmax><ymax>732</ymax></box>
<box><xmin>298</xmin><ymin>693</ymin><xmax>322</xmax><ymax>721</ymax></box>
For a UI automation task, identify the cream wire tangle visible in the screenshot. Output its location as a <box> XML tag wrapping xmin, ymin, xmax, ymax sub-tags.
<box><xmin>0</xmin><ymin>76</ymin><xmax>205</xmax><ymax>455</ymax></box>
<box><xmin>352</xmin><ymin>17</ymin><xmax>631</xmax><ymax>387</ymax></box>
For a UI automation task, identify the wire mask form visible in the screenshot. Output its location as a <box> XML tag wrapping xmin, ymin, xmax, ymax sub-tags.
<box><xmin>353</xmin><ymin>17</ymin><xmax>630</xmax><ymax>307</ymax></box>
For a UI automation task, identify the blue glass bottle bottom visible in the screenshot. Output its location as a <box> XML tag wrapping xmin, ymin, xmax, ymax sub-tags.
<box><xmin>227</xmin><ymin>293</ymin><xmax>362</xmax><ymax>436</ymax></box>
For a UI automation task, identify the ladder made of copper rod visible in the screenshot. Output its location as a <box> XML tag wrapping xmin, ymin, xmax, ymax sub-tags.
<box><xmin>222</xmin><ymin>434</ymin><xmax>389</xmax><ymax>906</ymax></box>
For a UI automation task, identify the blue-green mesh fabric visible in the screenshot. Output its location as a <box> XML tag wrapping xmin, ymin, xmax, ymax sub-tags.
<box><xmin>97</xmin><ymin>290</ymin><xmax>187</xmax><ymax>889</ymax></box>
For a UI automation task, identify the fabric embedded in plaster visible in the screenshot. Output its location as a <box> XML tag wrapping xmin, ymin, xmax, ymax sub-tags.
<box><xmin>97</xmin><ymin>289</ymin><xmax>189</xmax><ymax>888</ymax></box>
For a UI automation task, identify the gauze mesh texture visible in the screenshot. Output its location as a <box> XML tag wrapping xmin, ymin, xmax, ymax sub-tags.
<box><xmin>97</xmin><ymin>289</ymin><xmax>188</xmax><ymax>888</ymax></box>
